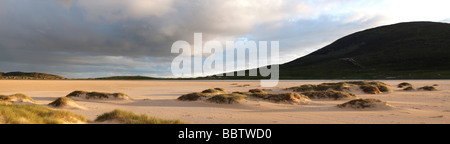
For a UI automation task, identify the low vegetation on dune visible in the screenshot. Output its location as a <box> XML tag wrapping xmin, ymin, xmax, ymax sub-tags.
<box><xmin>360</xmin><ymin>85</ymin><xmax>382</xmax><ymax>94</ymax></box>
<box><xmin>301</xmin><ymin>90</ymin><xmax>357</xmax><ymax>100</ymax></box>
<box><xmin>178</xmin><ymin>88</ymin><xmax>227</xmax><ymax>101</ymax></box>
<box><xmin>286</xmin><ymin>81</ymin><xmax>391</xmax><ymax>94</ymax></box>
<box><xmin>398</xmin><ymin>82</ymin><xmax>413</xmax><ymax>88</ymax></box>
<box><xmin>238</xmin><ymin>92</ymin><xmax>310</xmax><ymax>104</ymax></box>
<box><xmin>177</xmin><ymin>92</ymin><xmax>210</xmax><ymax>101</ymax></box>
<box><xmin>265</xmin><ymin>93</ymin><xmax>311</xmax><ymax>104</ymax></box>
<box><xmin>0</xmin><ymin>104</ymin><xmax>87</xmax><ymax>124</ymax></box>
<box><xmin>201</xmin><ymin>88</ymin><xmax>226</xmax><ymax>94</ymax></box>
<box><xmin>287</xmin><ymin>83</ymin><xmax>348</xmax><ymax>92</ymax></box>
<box><xmin>66</xmin><ymin>90</ymin><xmax>130</xmax><ymax>100</ymax></box>
<box><xmin>179</xmin><ymin>88</ymin><xmax>310</xmax><ymax>104</ymax></box>
<box><xmin>337</xmin><ymin>99</ymin><xmax>392</xmax><ymax>109</ymax></box>
<box><xmin>418</xmin><ymin>86</ymin><xmax>438</xmax><ymax>91</ymax></box>
<box><xmin>347</xmin><ymin>81</ymin><xmax>391</xmax><ymax>92</ymax></box>
<box><xmin>403</xmin><ymin>86</ymin><xmax>415</xmax><ymax>91</ymax></box>
<box><xmin>48</xmin><ymin>97</ymin><xmax>84</xmax><ymax>109</ymax></box>
<box><xmin>237</xmin><ymin>84</ymin><xmax>251</xmax><ymax>87</ymax></box>
<box><xmin>206</xmin><ymin>93</ymin><xmax>247</xmax><ymax>104</ymax></box>
<box><xmin>95</xmin><ymin>109</ymin><xmax>186</xmax><ymax>124</ymax></box>
<box><xmin>248</xmin><ymin>89</ymin><xmax>268</xmax><ymax>94</ymax></box>
<box><xmin>0</xmin><ymin>93</ymin><xmax>36</xmax><ymax>104</ymax></box>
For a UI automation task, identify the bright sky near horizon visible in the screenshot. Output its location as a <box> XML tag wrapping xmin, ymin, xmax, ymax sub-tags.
<box><xmin>0</xmin><ymin>0</ymin><xmax>449</xmax><ymax>78</ymax></box>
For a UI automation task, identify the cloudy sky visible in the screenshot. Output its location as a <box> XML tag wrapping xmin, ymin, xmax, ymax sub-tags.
<box><xmin>1</xmin><ymin>0</ymin><xmax>450</xmax><ymax>78</ymax></box>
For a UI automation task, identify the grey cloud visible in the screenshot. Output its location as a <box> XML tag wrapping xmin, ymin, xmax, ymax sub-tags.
<box><xmin>0</xmin><ymin>0</ymin><xmax>392</xmax><ymax>78</ymax></box>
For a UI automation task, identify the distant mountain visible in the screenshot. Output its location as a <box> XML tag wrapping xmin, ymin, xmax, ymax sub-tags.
<box><xmin>91</xmin><ymin>76</ymin><xmax>158</xmax><ymax>80</ymax></box>
<box><xmin>0</xmin><ymin>72</ymin><xmax>66</xmax><ymax>80</ymax></box>
<box><xmin>207</xmin><ymin>22</ymin><xmax>450</xmax><ymax>79</ymax></box>
<box><xmin>278</xmin><ymin>22</ymin><xmax>450</xmax><ymax>79</ymax></box>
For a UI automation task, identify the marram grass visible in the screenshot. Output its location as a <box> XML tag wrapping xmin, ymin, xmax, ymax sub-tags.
<box><xmin>0</xmin><ymin>104</ymin><xmax>86</xmax><ymax>124</ymax></box>
<box><xmin>95</xmin><ymin>109</ymin><xmax>187</xmax><ymax>124</ymax></box>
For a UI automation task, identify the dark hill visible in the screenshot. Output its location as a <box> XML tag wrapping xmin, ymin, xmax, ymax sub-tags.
<box><xmin>207</xmin><ymin>22</ymin><xmax>450</xmax><ymax>79</ymax></box>
<box><xmin>0</xmin><ymin>72</ymin><xmax>65</xmax><ymax>80</ymax></box>
<box><xmin>92</xmin><ymin>76</ymin><xmax>158</xmax><ymax>80</ymax></box>
<box><xmin>280</xmin><ymin>22</ymin><xmax>450</xmax><ymax>79</ymax></box>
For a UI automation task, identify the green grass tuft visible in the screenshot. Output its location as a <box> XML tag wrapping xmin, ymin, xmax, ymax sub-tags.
<box><xmin>0</xmin><ymin>93</ymin><xmax>36</xmax><ymax>104</ymax></box>
<box><xmin>95</xmin><ymin>109</ymin><xmax>186</xmax><ymax>124</ymax></box>
<box><xmin>0</xmin><ymin>104</ymin><xmax>86</xmax><ymax>124</ymax></box>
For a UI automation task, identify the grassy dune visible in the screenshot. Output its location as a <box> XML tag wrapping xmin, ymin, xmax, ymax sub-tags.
<box><xmin>95</xmin><ymin>109</ymin><xmax>186</xmax><ymax>124</ymax></box>
<box><xmin>0</xmin><ymin>104</ymin><xmax>87</xmax><ymax>124</ymax></box>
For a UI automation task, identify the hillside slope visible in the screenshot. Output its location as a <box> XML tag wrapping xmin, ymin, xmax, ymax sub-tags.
<box><xmin>206</xmin><ymin>22</ymin><xmax>450</xmax><ymax>79</ymax></box>
<box><xmin>279</xmin><ymin>22</ymin><xmax>450</xmax><ymax>79</ymax></box>
<box><xmin>0</xmin><ymin>72</ymin><xmax>65</xmax><ymax>80</ymax></box>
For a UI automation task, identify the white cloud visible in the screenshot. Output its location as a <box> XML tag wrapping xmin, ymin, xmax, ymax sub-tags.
<box><xmin>381</xmin><ymin>0</ymin><xmax>450</xmax><ymax>23</ymax></box>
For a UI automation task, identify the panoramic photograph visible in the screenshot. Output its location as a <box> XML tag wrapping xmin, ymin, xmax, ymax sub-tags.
<box><xmin>1</xmin><ymin>0</ymin><xmax>450</xmax><ymax>125</ymax></box>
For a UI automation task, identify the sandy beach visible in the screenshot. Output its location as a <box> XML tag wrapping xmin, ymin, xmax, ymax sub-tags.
<box><xmin>1</xmin><ymin>80</ymin><xmax>449</xmax><ymax>124</ymax></box>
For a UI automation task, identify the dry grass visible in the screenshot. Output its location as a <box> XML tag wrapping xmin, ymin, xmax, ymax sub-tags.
<box><xmin>360</xmin><ymin>85</ymin><xmax>382</xmax><ymax>94</ymax></box>
<box><xmin>0</xmin><ymin>93</ymin><xmax>36</xmax><ymax>104</ymax></box>
<box><xmin>237</xmin><ymin>84</ymin><xmax>251</xmax><ymax>87</ymax></box>
<box><xmin>177</xmin><ymin>92</ymin><xmax>210</xmax><ymax>101</ymax></box>
<box><xmin>286</xmin><ymin>81</ymin><xmax>391</xmax><ymax>93</ymax></box>
<box><xmin>248</xmin><ymin>89</ymin><xmax>267</xmax><ymax>94</ymax></box>
<box><xmin>418</xmin><ymin>86</ymin><xmax>438</xmax><ymax>91</ymax></box>
<box><xmin>347</xmin><ymin>81</ymin><xmax>391</xmax><ymax>92</ymax></box>
<box><xmin>240</xmin><ymin>92</ymin><xmax>310</xmax><ymax>104</ymax></box>
<box><xmin>398</xmin><ymin>82</ymin><xmax>413</xmax><ymax>88</ymax></box>
<box><xmin>95</xmin><ymin>109</ymin><xmax>186</xmax><ymax>124</ymax></box>
<box><xmin>201</xmin><ymin>88</ymin><xmax>226</xmax><ymax>94</ymax></box>
<box><xmin>48</xmin><ymin>97</ymin><xmax>79</xmax><ymax>107</ymax></box>
<box><xmin>178</xmin><ymin>88</ymin><xmax>227</xmax><ymax>101</ymax></box>
<box><xmin>403</xmin><ymin>86</ymin><xmax>415</xmax><ymax>91</ymax></box>
<box><xmin>337</xmin><ymin>99</ymin><xmax>391</xmax><ymax>109</ymax></box>
<box><xmin>287</xmin><ymin>83</ymin><xmax>348</xmax><ymax>92</ymax></box>
<box><xmin>206</xmin><ymin>93</ymin><xmax>247</xmax><ymax>104</ymax></box>
<box><xmin>265</xmin><ymin>93</ymin><xmax>311</xmax><ymax>104</ymax></box>
<box><xmin>0</xmin><ymin>104</ymin><xmax>86</xmax><ymax>124</ymax></box>
<box><xmin>66</xmin><ymin>90</ymin><xmax>130</xmax><ymax>100</ymax></box>
<box><xmin>301</xmin><ymin>90</ymin><xmax>357</xmax><ymax>100</ymax></box>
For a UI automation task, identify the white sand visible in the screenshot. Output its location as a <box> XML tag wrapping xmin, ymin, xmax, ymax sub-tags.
<box><xmin>1</xmin><ymin>80</ymin><xmax>449</xmax><ymax>124</ymax></box>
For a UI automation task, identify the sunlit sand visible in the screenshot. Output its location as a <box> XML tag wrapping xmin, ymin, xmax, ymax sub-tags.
<box><xmin>1</xmin><ymin>80</ymin><xmax>449</xmax><ymax>124</ymax></box>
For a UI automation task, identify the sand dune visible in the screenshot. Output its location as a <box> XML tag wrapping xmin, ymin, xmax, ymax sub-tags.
<box><xmin>1</xmin><ymin>80</ymin><xmax>449</xmax><ymax>124</ymax></box>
